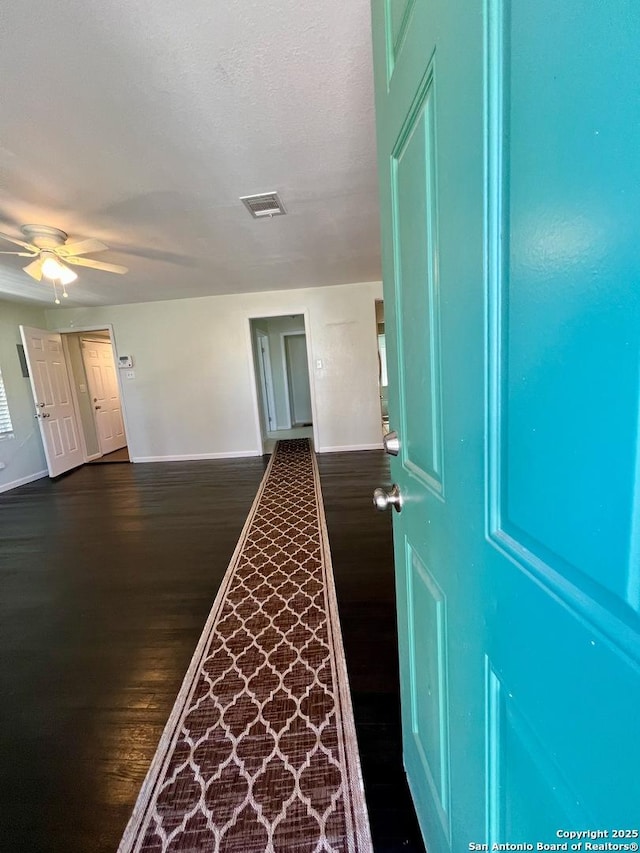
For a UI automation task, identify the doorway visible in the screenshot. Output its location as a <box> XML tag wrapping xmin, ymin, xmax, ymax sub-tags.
<box><xmin>249</xmin><ymin>314</ymin><xmax>316</xmax><ymax>454</ymax></box>
<box><xmin>62</xmin><ymin>329</ymin><xmax>130</xmax><ymax>464</ymax></box>
<box><xmin>20</xmin><ymin>323</ymin><xmax>130</xmax><ymax>478</ymax></box>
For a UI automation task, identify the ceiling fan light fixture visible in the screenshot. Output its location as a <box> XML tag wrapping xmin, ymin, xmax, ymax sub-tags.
<box><xmin>1</xmin><ymin>224</ymin><xmax>126</xmax><ymax>304</ymax></box>
<box><xmin>41</xmin><ymin>252</ymin><xmax>78</xmax><ymax>285</ymax></box>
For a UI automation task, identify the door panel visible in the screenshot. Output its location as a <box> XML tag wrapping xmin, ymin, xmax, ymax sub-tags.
<box><xmin>486</xmin><ymin>664</ymin><xmax>587</xmax><ymax>838</ymax></box>
<box><xmin>48</xmin><ymin>420</ymin><xmax>64</xmax><ymax>457</ymax></box>
<box><xmin>406</xmin><ymin>546</ymin><xmax>450</xmax><ymax>835</ymax></box>
<box><xmin>20</xmin><ymin>326</ymin><xmax>84</xmax><ymax>478</ymax></box>
<box><xmin>385</xmin><ymin>0</ymin><xmax>417</xmax><ymax>80</ymax></box>
<box><xmin>35</xmin><ymin>360</ymin><xmax>54</xmax><ymax>405</ymax></box>
<box><xmin>372</xmin><ymin>0</ymin><xmax>640</xmax><ymax>848</ymax></box>
<box><xmin>392</xmin><ymin>74</ymin><xmax>443</xmax><ymax>490</ymax></box>
<box><xmin>489</xmin><ymin>0</ymin><xmax>640</xmax><ymax>608</ymax></box>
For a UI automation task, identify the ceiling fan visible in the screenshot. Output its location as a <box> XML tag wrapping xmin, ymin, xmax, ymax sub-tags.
<box><xmin>0</xmin><ymin>224</ymin><xmax>128</xmax><ymax>302</ymax></box>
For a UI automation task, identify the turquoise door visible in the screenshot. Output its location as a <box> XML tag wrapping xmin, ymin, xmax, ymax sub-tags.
<box><xmin>371</xmin><ymin>0</ymin><xmax>640</xmax><ymax>848</ymax></box>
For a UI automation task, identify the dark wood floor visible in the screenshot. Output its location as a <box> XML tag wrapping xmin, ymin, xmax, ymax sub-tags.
<box><xmin>0</xmin><ymin>450</ymin><xmax>424</xmax><ymax>852</ymax></box>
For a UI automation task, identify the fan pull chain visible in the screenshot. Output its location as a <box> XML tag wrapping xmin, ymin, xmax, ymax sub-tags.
<box><xmin>62</xmin><ymin>280</ymin><xmax>69</xmax><ymax>299</ymax></box>
<box><xmin>52</xmin><ymin>278</ymin><xmax>60</xmax><ymax>305</ymax></box>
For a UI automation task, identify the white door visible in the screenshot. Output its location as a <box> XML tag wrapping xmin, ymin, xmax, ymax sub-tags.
<box><xmin>81</xmin><ymin>339</ymin><xmax>126</xmax><ymax>456</ymax></box>
<box><xmin>19</xmin><ymin>325</ymin><xmax>84</xmax><ymax>478</ymax></box>
<box><xmin>285</xmin><ymin>334</ymin><xmax>312</xmax><ymax>426</ymax></box>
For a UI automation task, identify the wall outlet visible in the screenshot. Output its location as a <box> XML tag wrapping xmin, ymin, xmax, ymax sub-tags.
<box><xmin>126</xmin><ymin>370</ymin><xmax>135</xmax><ymax>380</ymax></box>
<box><xmin>0</xmin><ymin>462</ymin><xmax>6</xmax><ymax>470</ymax></box>
<box><xmin>316</xmin><ymin>359</ymin><xmax>323</xmax><ymax>369</ymax></box>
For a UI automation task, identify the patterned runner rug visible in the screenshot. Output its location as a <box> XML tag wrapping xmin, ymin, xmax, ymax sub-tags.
<box><xmin>119</xmin><ymin>439</ymin><xmax>372</xmax><ymax>853</ymax></box>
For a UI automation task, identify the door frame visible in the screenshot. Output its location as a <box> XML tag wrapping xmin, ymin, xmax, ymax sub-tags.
<box><xmin>53</xmin><ymin>323</ymin><xmax>133</xmax><ymax>462</ymax></box>
<box><xmin>245</xmin><ymin>310</ymin><xmax>319</xmax><ymax>452</ymax></box>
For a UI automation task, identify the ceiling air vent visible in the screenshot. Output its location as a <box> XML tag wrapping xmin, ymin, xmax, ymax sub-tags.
<box><xmin>240</xmin><ymin>192</ymin><xmax>286</xmax><ymax>219</ymax></box>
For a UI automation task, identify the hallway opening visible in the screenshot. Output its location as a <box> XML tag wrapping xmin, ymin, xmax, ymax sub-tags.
<box><xmin>249</xmin><ymin>313</ymin><xmax>317</xmax><ymax>453</ymax></box>
<box><xmin>63</xmin><ymin>329</ymin><xmax>129</xmax><ymax>464</ymax></box>
<box><xmin>19</xmin><ymin>323</ymin><xmax>130</xmax><ymax>479</ymax></box>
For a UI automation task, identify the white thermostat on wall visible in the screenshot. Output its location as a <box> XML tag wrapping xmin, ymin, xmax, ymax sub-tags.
<box><xmin>118</xmin><ymin>355</ymin><xmax>133</xmax><ymax>368</ymax></box>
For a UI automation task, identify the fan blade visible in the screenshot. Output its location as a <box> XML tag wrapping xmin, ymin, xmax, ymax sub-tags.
<box><xmin>57</xmin><ymin>238</ymin><xmax>109</xmax><ymax>257</ymax></box>
<box><xmin>65</xmin><ymin>256</ymin><xmax>128</xmax><ymax>274</ymax></box>
<box><xmin>0</xmin><ymin>231</ymin><xmax>37</xmax><ymax>251</ymax></box>
<box><xmin>23</xmin><ymin>258</ymin><xmax>44</xmax><ymax>281</ymax></box>
<box><xmin>0</xmin><ymin>250</ymin><xmax>37</xmax><ymax>256</ymax></box>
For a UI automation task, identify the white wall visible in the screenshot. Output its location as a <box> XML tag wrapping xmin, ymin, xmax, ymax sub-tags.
<box><xmin>0</xmin><ymin>299</ymin><xmax>48</xmax><ymax>492</ymax></box>
<box><xmin>45</xmin><ymin>280</ymin><xmax>383</xmax><ymax>460</ymax></box>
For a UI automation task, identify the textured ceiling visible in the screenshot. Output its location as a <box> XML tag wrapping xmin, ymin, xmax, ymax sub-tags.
<box><xmin>0</xmin><ymin>0</ymin><xmax>380</xmax><ymax>306</ymax></box>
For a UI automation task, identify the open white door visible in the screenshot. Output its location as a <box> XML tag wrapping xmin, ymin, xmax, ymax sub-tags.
<box><xmin>81</xmin><ymin>338</ymin><xmax>126</xmax><ymax>456</ymax></box>
<box><xmin>20</xmin><ymin>325</ymin><xmax>84</xmax><ymax>478</ymax></box>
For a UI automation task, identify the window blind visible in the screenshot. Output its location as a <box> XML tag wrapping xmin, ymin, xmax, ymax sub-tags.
<box><xmin>0</xmin><ymin>368</ymin><xmax>14</xmax><ymax>437</ymax></box>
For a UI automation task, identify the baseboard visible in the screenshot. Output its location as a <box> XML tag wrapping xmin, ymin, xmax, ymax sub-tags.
<box><xmin>0</xmin><ymin>469</ymin><xmax>48</xmax><ymax>494</ymax></box>
<box><xmin>316</xmin><ymin>442</ymin><xmax>384</xmax><ymax>454</ymax></box>
<box><xmin>131</xmin><ymin>450</ymin><xmax>262</xmax><ymax>463</ymax></box>
<box><xmin>86</xmin><ymin>453</ymin><xmax>102</xmax><ymax>462</ymax></box>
